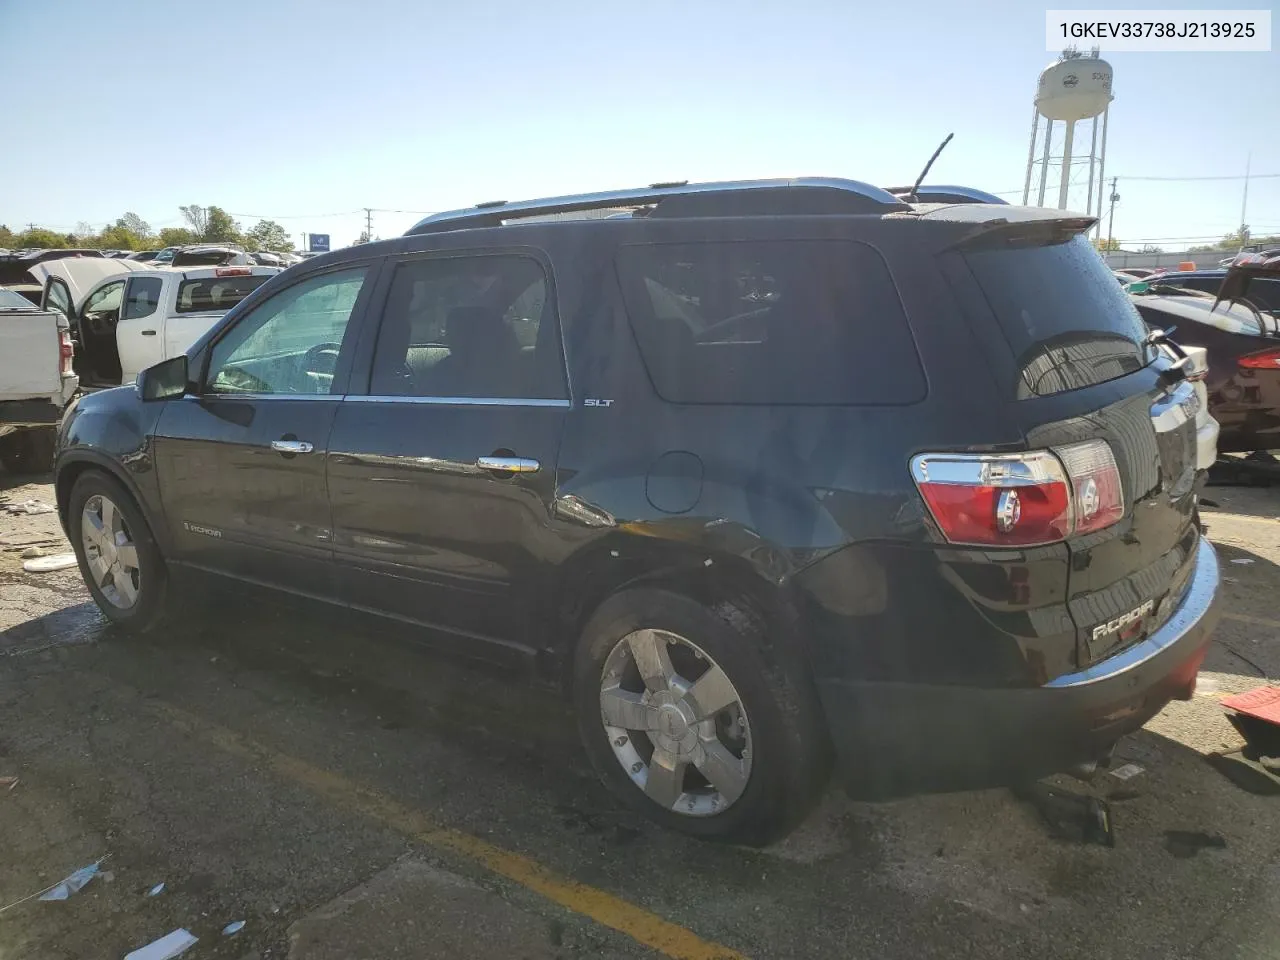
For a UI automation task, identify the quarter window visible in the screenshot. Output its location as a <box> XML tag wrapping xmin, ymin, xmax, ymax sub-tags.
<box><xmin>368</xmin><ymin>255</ymin><xmax>565</xmax><ymax>400</ymax></box>
<box><xmin>616</xmin><ymin>240</ymin><xmax>924</xmax><ymax>405</ymax></box>
<box><xmin>205</xmin><ymin>267</ymin><xmax>368</xmax><ymax>396</ymax></box>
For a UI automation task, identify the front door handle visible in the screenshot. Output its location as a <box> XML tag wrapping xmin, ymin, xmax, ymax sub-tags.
<box><xmin>141</xmin><ymin>329</ymin><xmax>157</xmax><ymax>336</ymax></box>
<box><xmin>271</xmin><ymin>439</ymin><xmax>314</xmax><ymax>454</ymax></box>
<box><xmin>476</xmin><ymin>456</ymin><xmax>540</xmax><ymax>474</ymax></box>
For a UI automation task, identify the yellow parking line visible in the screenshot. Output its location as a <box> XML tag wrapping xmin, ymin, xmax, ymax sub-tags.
<box><xmin>152</xmin><ymin>701</ymin><xmax>746</xmax><ymax>960</ymax></box>
<box><xmin>1223</xmin><ymin>612</ymin><xmax>1280</xmax><ymax>631</ymax></box>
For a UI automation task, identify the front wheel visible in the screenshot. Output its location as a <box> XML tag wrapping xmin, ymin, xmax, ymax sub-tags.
<box><xmin>67</xmin><ymin>471</ymin><xmax>170</xmax><ymax>632</ymax></box>
<box><xmin>573</xmin><ymin>588</ymin><xmax>829</xmax><ymax>845</ymax></box>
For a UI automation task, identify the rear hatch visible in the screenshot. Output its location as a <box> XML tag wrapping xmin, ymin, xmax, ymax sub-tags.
<box><xmin>947</xmin><ymin>223</ymin><xmax>1200</xmax><ymax>671</ymax></box>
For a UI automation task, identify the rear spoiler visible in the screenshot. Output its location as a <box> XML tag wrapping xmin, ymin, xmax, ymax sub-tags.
<box><xmin>927</xmin><ymin>208</ymin><xmax>1097</xmax><ymax>251</ymax></box>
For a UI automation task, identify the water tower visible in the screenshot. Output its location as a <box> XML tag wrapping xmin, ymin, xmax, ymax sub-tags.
<box><xmin>1022</xmin><ymin>48</ymin><xmax>1113</xmax><ymax>225</ymax></box>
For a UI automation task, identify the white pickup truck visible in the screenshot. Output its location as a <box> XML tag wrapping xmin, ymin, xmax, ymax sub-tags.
<box><xmin>0</xmin><ymin>288</ymin><xmax>78</xmax><ymax>473</ymax></box>
<box><xmin>34</xmin><ymin>260</ymin><xmax>280</xmax><ymax>387</ymax></box>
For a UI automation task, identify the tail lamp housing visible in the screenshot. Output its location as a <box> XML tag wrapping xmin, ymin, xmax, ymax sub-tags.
<box><xmin>911</xmin><ymin>440</ymin><xmax>1124</xmax><ymax>547</ymax></box>
<box><xmin>1239</xmin><ymin>347</ymin><xmax>1280</xmax><ymax>370</ymax></box>
<box><xmin>58</xmin><ymin>328</ymin><xmax>75</xmax><ymax>376</ymax></box>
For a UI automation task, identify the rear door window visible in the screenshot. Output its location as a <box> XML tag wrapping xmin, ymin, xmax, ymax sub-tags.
<box><xmin>368</xmin><ymin>254</ymin><xmax>566</xmax><ymax>400</ymax></box>
<box><xmin>615</xmin><ymin>240</ymin><xmax>924</xmax><ymax>405</ymax></box>
<box><xmin>961</xmin><ymin>234</ymin><xmax>1152</xmax><ymax>398</ymax></box>
<box><xmin>123</xmin><ymin>277</ymin><xmax>164</xmax><ymax>320</ymax></box>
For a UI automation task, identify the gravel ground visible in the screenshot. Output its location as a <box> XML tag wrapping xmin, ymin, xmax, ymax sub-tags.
<box><xmin>1</xmin><ymin>470</ymin><xmax>1277</xmax><ymax>960</ymax></box>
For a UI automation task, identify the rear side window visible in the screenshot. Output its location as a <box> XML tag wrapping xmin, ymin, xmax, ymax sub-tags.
<box><xmin>616</xmin><ymin>240</ymin><xmax>924</xmax><ymax>405</ymax></box>
<box><xmin>368</xmin><ymin>254</ymin><xmax>566</xmax><ymax>400</ymax></box>
<box><xmin>176</xmin><ymin>275</ymin><xmax>270</xmax><ymax>314</ymax></box>
<box><xmin>962</xmin><ymin>235</ymin><xmax>1151</xmax><ymax>398</ymax></box>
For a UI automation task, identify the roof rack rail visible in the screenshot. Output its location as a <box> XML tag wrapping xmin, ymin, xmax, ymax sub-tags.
<box><xmin>885</xmin><ymin>184</ymin><xmax>1009</xmax><ymax>205</ymax></box>
<box><xmin>405</xmin><ymin>178</ymin><xmax>910</xmax><ymax>235</ymax></box>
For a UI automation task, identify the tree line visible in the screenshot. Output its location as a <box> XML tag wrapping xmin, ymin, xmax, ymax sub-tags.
<box><xmin>0</xmin><ymin>205</ymin><xmax>295</xmax><ymax>254</ymax></box>
<box><xmin>1187</xmin><ymin>226</ymin><xmax>1280</xmax><ymax>254</ymax></box>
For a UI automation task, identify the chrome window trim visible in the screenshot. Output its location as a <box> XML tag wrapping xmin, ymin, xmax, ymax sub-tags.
<box><xmin>184</xmin><ymin>392</ymin><xmax>336</xmax><ymax>401</ymax></box>
<box><xmin>344</xmin><ymin>395</ymin><xmax>571</xmax><ymax>408</ymax></box>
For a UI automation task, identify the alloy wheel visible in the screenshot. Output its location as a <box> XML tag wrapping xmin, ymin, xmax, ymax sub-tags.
<box><xmin>599</xmin><ymin>629</ymin><xmax>752</xmax><ymax>817</ymax></box>
<box><xmin>80</xmin><ymin>494</ymin><xmax>141</xmax><ymax>609</ymax></box>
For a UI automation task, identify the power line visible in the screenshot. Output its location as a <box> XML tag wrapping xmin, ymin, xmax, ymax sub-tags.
<box><xmin>1118</xmin><ymin>172</ymin><xmax>1279</xmax><ymax>183</ymax></box>
<box><xmin>227</xmin><ymin>209</ymin><xmax>364</xmax><ymax>220</ymax></box>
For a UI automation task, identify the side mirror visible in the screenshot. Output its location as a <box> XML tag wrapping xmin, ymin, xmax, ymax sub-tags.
<box><xmin>136</xmin><ymin>356</ymin><xmax>188</xmax><ymax>401</ymax></box>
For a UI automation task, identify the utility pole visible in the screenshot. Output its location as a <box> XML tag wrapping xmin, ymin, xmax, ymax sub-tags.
<box><xmin>1238</xmin><ymin>152</ymin><xmax>1251</xmax><ymax>253</ymax></box>
<box><xmin>1106</xmin><ymin>177</ymin><xmax>1119</xmax><ymax>250</ymax></box>
<box><xmin>364</xmin><ymin>208</ymin><xmax>374</xmax><ymax>243</ymax></box>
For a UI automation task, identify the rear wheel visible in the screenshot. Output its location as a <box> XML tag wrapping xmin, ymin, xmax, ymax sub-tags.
<box><xmin>0</xmin><ymin>429</ymin><xmax>56</xmax><ymax>475</ymax></box>
<box><xmin>68</xmin><ymin>471</ymin><xmax>170</xmax><ymax>632</ymax></box>
<box><xmin>573</xmin><ymin>588</ymin><xmax>828</xmax><ymax>844</ymax></box>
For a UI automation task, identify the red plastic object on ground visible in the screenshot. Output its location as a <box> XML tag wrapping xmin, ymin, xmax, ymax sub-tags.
<box><xmin>1220</xmin><ymin>686</ymin><xmax>1280</xmax><ymax>726</ymax></box>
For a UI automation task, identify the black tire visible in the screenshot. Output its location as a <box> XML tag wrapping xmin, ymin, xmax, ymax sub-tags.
<box><xmin>0</xmin><ymin>429</ymin><xmax>56</xmax><ymax>475</ymax></box>
<box><xmin>67</xmin><ymin>470</ymin><xmax>171</xmax><ymax>632</ymax></box>
<box><xmin>573</xmin><ymin>587</ymin><xmax>829</xmax><ymax>845</ymax></box>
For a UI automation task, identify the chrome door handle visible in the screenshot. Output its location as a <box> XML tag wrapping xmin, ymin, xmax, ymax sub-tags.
<box><xmin>271</xmin><ymin>439</ymin><xmax>314</xmax><ymax>454</ymax></box>
<box><xmin>476</xmin><ymin>456</ymin><xmax>540</xmax><ymax>474</ymax></box>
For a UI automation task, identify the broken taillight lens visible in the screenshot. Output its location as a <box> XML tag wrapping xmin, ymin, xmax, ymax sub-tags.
<box><xmin>910</xmin><ymin>441</ymin><xmax>1123</xmax><ymax>547</ymax></box>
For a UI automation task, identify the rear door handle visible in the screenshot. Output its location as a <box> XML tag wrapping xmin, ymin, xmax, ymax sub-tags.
<box><xmin>476</xmin><ymin>456</ymin><xmax>540</xmax><ymax>474</ymax></box>
<box><xmin>271</xmin><ymin>439</ymin><xmax>314</xmax><ymax>454</ymax></box>
<box><xmin>141</xmin><ymin>330</ymin><xmax>157</xmax><ymax>336</ymax></box>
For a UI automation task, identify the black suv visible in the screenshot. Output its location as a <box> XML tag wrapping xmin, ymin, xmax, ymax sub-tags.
<box><xmin>54</xmin><ymin>179</ymin><xmax>1221</xmax><ymax>844</ymax></box>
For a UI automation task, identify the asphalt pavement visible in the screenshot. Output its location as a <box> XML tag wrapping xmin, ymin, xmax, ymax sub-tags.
<box><xmin>1</xmin><ymin>470</ymin><xmax>1278</xmax><ymax>960</ymax></box>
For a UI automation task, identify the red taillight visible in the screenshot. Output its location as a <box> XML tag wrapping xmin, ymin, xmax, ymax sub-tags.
<box><xmin>1239</xmin><ymin>348</ymin><xmax>1280</xmax><ymax>370</ymax></box>
<box><xmin>59</xmin><ymin>329</ymin><xmax>74</xmax><ymax>376</ymax></box>
<box><xmin>911</xmin><ymin>440</ymin><xmax>1124</xmax><ymax>547</ymax></box>
<box><xmin>215</xmin><ymin>266</ymin><xmax>252</xmax><ymax>277</ymax></box>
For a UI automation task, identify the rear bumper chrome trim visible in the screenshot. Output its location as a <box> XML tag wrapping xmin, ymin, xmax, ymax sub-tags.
<box><xmin>1045</xmin><ymin>538</ymin><xmax>1219</xmax><ymax>688</ymax></box>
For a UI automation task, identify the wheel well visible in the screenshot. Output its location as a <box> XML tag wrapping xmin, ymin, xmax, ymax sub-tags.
<box><xmin>55</xmin><ymin>460</ymin><xmax>143</xmax><ymax>531</ymax></box>
<box><xmin>548</xmin><ymin>542</ymin><xmax>802</xmax><ymax>696</ymax></box>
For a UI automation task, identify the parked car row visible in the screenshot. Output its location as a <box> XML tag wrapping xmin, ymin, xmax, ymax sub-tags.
<box><xmin>1129</xmin><ymin>253</ymin><xmax>1280</xmax><ymax>455</ymax></box>
<box><xmin>49</xmin><ymin>177</ymin><xmax>1221</xmax><ymax>844</ymax></box>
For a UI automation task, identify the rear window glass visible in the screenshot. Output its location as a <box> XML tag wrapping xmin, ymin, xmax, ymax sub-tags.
<box><xmin>176</xmin><ymin>275</ymin><xmax>270</xmax><ymax>314</ymax></box>
<box><xmin>0</xmin><ymin>288</ymin><xmax>33</xmax><ymax>309</ymax></box>
<box><xmin>963</xmin><ymin>235</ymin><xmax>1151</xmax><ymax>398</ymax></box>
<box><xmin>615</xmin><ymin>240</ymin><xmax>924</xmax><ymax>405</ymax></box>
<box><xmin>173</xmin><ymin>250</ymin><xmax>238</xmax><ymax>266</ymax></box>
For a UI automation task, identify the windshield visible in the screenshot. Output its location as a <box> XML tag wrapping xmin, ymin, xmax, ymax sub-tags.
<box><xmin>963</xmin><ymin>234</ymin><xmax>1153</xmax><ymax>398</ymax></box>
<box><xmin>175</xmin><ymin>274</ymin><xmax>270</xmax><ymax>313</ymax></box>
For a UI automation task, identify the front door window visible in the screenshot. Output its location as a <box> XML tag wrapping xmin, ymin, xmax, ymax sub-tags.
<box><xmin>205</xmin><ymin>267</ymin><xmax>368</xmax><ymax>396</ymax></box>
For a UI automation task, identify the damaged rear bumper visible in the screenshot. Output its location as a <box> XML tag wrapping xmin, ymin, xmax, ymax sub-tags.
<box><xmin>818</xmin><ymin>539</ymin><xmax>1221</xmax><ymax>800</ymax></box>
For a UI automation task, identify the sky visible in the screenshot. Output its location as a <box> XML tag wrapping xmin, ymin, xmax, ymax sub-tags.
<box><xmin>0</xmin><ymin>0</ymin><xmax>1275</xmax><ymax>251</ymax></box>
